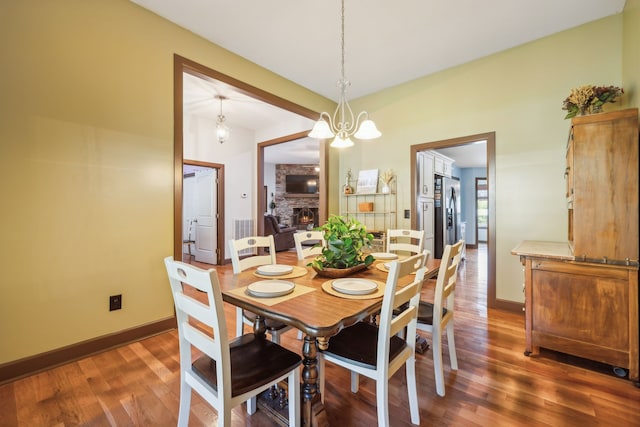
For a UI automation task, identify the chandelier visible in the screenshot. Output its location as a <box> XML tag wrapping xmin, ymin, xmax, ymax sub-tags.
<box><xmin>215</xmin><ymin>95</ymin><xmax>230</xmax><ymax>143</ymax></box>
<box><xmin>308</xmin><ymin>0</ymin><xmax>381</xmax><ymax>148</ymax></box>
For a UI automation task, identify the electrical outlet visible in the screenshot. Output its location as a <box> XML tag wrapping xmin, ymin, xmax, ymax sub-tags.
<box><xmin>404</xmin><ymin>209</ymin><xmax>410</xmax><ymax>219</ymax></box>
<box><xmin>109</xmin><ymin>294</ymin><xmax>122</xmax><ymax>311</ymax></box>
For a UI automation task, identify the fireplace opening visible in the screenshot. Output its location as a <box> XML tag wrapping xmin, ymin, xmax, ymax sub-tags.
<box><xmin>292</xmin><ymin>207</ymin><xmax>318</xmax><ymax>230</ymax></box>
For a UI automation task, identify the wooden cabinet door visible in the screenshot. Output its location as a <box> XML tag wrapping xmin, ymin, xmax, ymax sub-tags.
<box><xmin>419</xmin><ymin>152</ymin><xmax>434</xmax><ymax>198</ymax></box>
<box><xmin>570</xmin><ymin>109</ymin><xmax>638</xmax><ymax>261</ymax></box>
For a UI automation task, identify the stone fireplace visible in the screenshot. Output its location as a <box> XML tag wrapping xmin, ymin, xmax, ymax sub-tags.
<box><xmin>273</xmin><ymin>164</ymin><xmax>320</xmax><ymax>227</ymax></box>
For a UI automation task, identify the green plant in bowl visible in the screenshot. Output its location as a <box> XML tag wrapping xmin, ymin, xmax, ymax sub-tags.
<box><xmin>308</xmin><ymin>215</ymin><xmax>375</xmax><ymax>276</ymax></box>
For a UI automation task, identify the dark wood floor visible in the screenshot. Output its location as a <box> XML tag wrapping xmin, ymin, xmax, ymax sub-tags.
<box><xmin>1</xmin><ymin>245</ymin><xmax>639</xmax><ymax>426</ymax></box>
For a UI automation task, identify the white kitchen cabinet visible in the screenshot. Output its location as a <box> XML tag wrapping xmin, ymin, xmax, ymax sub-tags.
<box><xmin>418</xmin><ymin>152</ymin><xmax>435</xmax><ymax>198</ymax></box>
<box><xmin>433</xmin><ymin>152</ymin><xmax>453</xmax><ymax>177</ymax></box>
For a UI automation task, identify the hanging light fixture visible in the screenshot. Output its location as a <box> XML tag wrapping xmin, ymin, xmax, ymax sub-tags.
<box><xmin>308</xmin><ymin>0</ymin><xmax>381</xmax><ymax>148</ymax></box>
<box><xmin>215</xmin><ymin>95</ymin><xmax>230</xmax><ymax>143</ymax></box>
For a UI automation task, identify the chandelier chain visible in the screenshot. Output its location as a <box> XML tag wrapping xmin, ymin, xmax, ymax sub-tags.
<box><xmin>340</xmin><ymin>0</ymin><xmax>345</xmax><ymax>83</ymax></box>
<box><xmin>307</xmin><ymin>0</ymin><xmax>381</xmax><ymax>146</ymax></box>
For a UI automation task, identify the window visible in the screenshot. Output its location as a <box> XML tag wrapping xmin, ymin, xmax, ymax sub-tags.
<box><xmin>476</xmin><ymin>178</ymin><xmax>488</xmax><ymax>242</ymax></box>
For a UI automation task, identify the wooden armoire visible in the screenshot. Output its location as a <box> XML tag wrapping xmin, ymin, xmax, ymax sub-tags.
<box><xmin>512</xmin><ymin>108</ymin><xmax>639</xmax><ymax>385</ymax></box>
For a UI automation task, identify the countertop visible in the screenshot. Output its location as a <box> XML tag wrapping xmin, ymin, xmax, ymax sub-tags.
<box><xmin>510</xmin><ymin>240</ymin><xmax>574</xmax><ymax>261</ymax></box>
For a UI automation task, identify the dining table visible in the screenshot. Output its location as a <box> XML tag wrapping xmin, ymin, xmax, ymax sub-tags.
<box><xmin>219</xmin><ymin>254</ymin><xmax>441</xmax><ymax>427</ymax></box>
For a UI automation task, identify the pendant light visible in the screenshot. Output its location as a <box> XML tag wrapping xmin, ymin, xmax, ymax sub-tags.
<box><xmin>308</xmin><ymin>0</ymin><xmax>381</xmax><ymax>148</ymax></box>
<box><xmin>216</xmin><ymin>95</ymin><xmax>230</xmax><ymax>144</ymax></box>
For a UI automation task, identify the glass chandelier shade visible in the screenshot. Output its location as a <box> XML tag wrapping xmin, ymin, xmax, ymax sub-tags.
<box><xmin>308</xmin><ymin>0</ymin><xmax>381</xmax><ymax>148</ymax></box>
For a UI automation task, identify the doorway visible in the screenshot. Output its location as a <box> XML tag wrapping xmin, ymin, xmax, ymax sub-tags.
<box><xmin>410</xmin><ymin>132</ymin><xmax>506</xmax><ymax>310</ymax></box>
<box><xmin>173</xmin><ymin>54</ymin><xmax>322</xmax><ymax>264</ymax></box>
<box><xmin>257</xmin><ymin>133</ymin><xmax>327</xmax><ymax>235</ymax></box>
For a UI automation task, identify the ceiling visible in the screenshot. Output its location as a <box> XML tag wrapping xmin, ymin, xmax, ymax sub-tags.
<box><xmin>154</xmin><ymin>0</ymin><xmax>625</xmax><ymax>167</ymax></box>
<box><xmin>132</xmin><ymin>0</ymin><xmax>624</xmax><ymax>100</ymax></box>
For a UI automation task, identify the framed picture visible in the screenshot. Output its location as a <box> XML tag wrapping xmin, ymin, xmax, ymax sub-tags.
<box><xmin>356</xmin><ymin>169</ymin><xmax>378</xmax><ymax>194</ymax></box>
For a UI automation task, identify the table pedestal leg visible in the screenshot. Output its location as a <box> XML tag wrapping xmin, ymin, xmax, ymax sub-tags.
<box><xmin>301</xmin><ymin>335</ymin><xmax>328</xmax><ymax>427</ymax></box>
<box><xmin>252</xmin><ymin>315</ymin><xmax>267</xmax><ymax>338</ymax></box>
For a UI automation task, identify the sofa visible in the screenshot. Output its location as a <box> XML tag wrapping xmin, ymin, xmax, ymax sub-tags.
<box><xmin>264</xmin><ymin>214</ymin><xmax>297</xmax><ymax>252</ymax></box>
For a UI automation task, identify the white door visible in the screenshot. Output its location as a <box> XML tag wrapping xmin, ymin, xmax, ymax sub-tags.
<box><xmin>194</xmin><ymin>169</ymin><xmax>217</xmax><ymax>264</ymax></box>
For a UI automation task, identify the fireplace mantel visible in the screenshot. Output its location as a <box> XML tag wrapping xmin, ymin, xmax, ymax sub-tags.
<box><xmin>284</xmin><ymin>193</ymin><xmax>319</xmax><ymax>198</ymax></box>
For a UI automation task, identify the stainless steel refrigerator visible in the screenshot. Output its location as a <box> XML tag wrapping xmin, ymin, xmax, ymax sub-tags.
<box><xmin>434</xmin><ymin>175</ymin><xmax>461</xmax><ymax>259</ymax></box>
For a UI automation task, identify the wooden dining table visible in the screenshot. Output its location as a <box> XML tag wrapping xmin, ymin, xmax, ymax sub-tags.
<box><xmin>218</xmin><ymin>256</ymin><xmax>441</xmax><ymax>426</ymax></box>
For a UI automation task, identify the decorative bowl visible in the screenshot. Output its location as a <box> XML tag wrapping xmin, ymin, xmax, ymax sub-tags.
<box><xmin>312</xmin><ymin>263</ymin><xmax>367</xmax><ymax>278</ymax></box>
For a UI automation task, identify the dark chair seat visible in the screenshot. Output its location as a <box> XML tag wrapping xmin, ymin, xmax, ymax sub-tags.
<box><xmin>193</xmin><ymin>334</ymin><xmax>302</xmax><ymax>397</ymax></box>
<box><xmin>322</xmin><ymin>321</ymin><xmax>407</xmax><ymax>369</ymax></box>
<box><xmin>416</xmin><ymin>301</ymin><xmax>448</xmax><ymax>325</ymax></box>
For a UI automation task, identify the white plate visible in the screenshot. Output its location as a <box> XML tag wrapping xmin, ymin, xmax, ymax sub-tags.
<box><xmin>256</xmin><ymin>264</ymin><xmax>294</xmax><ymax>276</ymax></box>
<box><xmin>371</xmin><ymin>252</ymin><xmax>398</xmax><ymax>260</ymax></box>
<box><xmin>331</xmin><ymin>278</ymin><xmax>378</xmax><ymax>295</ymax></box>
<box><xmin>247</xmin><ymin>280</ymin><xmax>295</xmax><ymax>298</ymax></box>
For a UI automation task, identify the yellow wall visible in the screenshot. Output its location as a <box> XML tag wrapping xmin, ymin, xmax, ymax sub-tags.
<box><xmin>624</xmin><ymin>0</ymin><xmax>640</xmax><ymax>107</ymax></box>
<box><xmin>0</xmin><ymin>0</ymin><xmax>331</xmax><ymax>364</ymax></box>
<box><xmin>335</xmin><ymin>15</ymin><xmax>627</xmax><ymax>302</ymax></box>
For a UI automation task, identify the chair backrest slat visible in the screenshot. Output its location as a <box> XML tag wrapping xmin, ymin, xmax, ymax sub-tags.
<box><xmin>174</xmin><ymin>292</ymin><xmax>216</xmax><ymax>327</ymax></box>
<box><xmin>183</xmin><ymin>322</ymin><xmax>222</xmax><ymax>362</ymax></box>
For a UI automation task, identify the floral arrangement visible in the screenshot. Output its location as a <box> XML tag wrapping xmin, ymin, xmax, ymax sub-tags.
<box><xmin>308</xmin><ymin>215</ymin><xmax>374</xmax><ymax>271</ymax></box>
<box><xmin>379</xmin><ymin>169</ymin><xmax>395</xmax><ymax>185</ymax></box>
<box><xmin>562</xmin><ymin>85</ymin><xmax>623</xmax><ymax>119</ymax></box>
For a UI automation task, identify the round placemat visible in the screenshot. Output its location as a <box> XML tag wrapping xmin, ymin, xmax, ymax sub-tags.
<box><xmin>253</xmin><ymin>265</ymin><xmax>309</xmax><ymax>279</ymax></box>
<box><xmin>321</xmin><ymin>279</ymin><xmax>386</xmax><ymax>299</ymax></box>
<box><xmin>375</xmin><ymin>261</ymin><xmax>418</xmax><ymax>275</ymax></box>
<box><xmin>375</xmin><ymin>263</ymin><xmax>390</xmax><ymax>273</ymax></box>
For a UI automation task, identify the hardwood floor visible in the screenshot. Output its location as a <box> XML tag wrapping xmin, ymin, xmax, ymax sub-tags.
<box><xmin>1</xmin><ymin>246</ymin><xmax>639</xmax><ymax>426</ymax></box>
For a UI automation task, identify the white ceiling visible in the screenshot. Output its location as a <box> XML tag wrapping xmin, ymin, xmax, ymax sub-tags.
<box><xmin>133</xmin><ymin>0</ymin><xmax>624</xmax><ymax>100</ymax></box>
<box><xmin>156</xmin><ymin>0</ymin><xmax>625</xmax><ymax>167</ymax></box>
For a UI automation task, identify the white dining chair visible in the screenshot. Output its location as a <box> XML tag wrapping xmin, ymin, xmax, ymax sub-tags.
<box><xmin>164</xmin><ymin>257</ymin><xmax>301</xmax><ymax>426</ymax></box>
<box><xmin>228</xmin><ymin>235</ymin><xmax>296</xmax><ymax>343</ymax></box>
<box><xmin>293</xmin><ymin>230</ymin><xmax>325</xmax><ymax>260</ymax></box>
<box><xmin>416</xmin><ymin>239</ymin><xmax>464</xmax><ymax>396</ymax></box>
<box><xmin>386</xmin><ymin>229</ymin><xmax>425</xmax><ymax>255</ymax></box>
<box><xmin>318</xmin><ymin>252</ymin><xmax>428</xmax><ymax>426</ymax></box>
